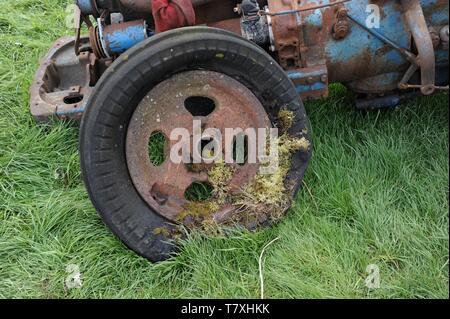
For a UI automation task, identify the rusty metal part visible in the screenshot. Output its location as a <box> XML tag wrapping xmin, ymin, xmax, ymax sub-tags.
<box><xmin>268</xmin><ymin>0</ymin><xmax>302</xmax><ymax>69</ymax></box>
<box><xmin>112</xmin><ymin>0</ymin><xmax>152</xmax><ymax>13</ymax></box>
<box><xmin>402</xmin><ymin>0</ymin><xmax>436</xmax><ymax>95</ymax></box>
<box><xmin>287</xmin><ymin>65</ymin><xmax>329</xmax><ymax>101</ymax></box>
<box><xmin>30</xmin><ymin>36</ymin><xmax>110</xmax><ymax>121</ymax></box>
<box><xmin>207</xmin><ymin>18</ymin><xmax>242</xmax><ymax>35</ymax></box>
<box><xmin>79</xmin><ymin>0</ymin><xmax>216</xmax><ymax>16</ymax></box>
<box><xmin>194</xmin><ymin>0</ymin><xmax>240</xmax><ymax>25</ymax></box>
<box><xmin>126</xmin><ymin>71</ymin><xmax>270</xmax><ymax>224</ymax></box>
<box><xmin>347</xmin><ymin>14</ymin><xmax>418</xmax><ymax>66</ymax></box>
<box><xmin>398</xmin><ymin>83</ymin><xmax>449</xmax><ymax>91</ymax></box>
<box><xmin>116</xmin><ymin>0</ymin><xmax>214</xmax><ymax>11</ymax></box>
<box><xmin>332</xmin><ymin>7</ymin><xmax>350</xmax><ymax>40</ymax></box>
<box><xmin>74</xmin><ymin>5</ymin><xmax>82</xmax><ymax>55</ymax></box>
<box><xmin>75</xmin><ymin>7</ymin><xmax>95</xmax><ymax>56</ymax></box>
<box><xmin>32</xmin><ymin>0</ymin><xmax>448</xmax><ymax>121</ymax></box>
<box><xmin>263</xmin><ymin>0</ymin><xmax>350</xmax><ymax>17</ymax></box>
<box><xmin>398</xmin><ymin>63</ymin><xmax>420</xmax><ymax>90</ymax></box>
<box><xmin>89</xmin><ymin>26</ymin><xmax>107</xmax><ymax>58</ymax></box>
<box><xmin>429</xmin><ymin>27</ymin><xmax>441</xmax><ymax>49</ymax></box>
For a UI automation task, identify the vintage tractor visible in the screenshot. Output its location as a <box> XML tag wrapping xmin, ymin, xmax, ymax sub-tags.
<box><xmin>30</xmin><ymin>0</ymin><xmax>449</xmax><ymax>261</ymax></box>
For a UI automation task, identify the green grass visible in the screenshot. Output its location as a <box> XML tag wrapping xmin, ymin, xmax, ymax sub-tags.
<box><xmin>185</xmin><ymin>182</ymin><xmax>215</xmax><ymax>202</ymax></box>
<box><xmin>0</xmin><ymin>0</ymin><xmax>448</xmax><ymax>299</ymax></box>
<box><xmin>148</xmin><ymin>132</ymin><xmax>167</xmax><ymax>166</ymax></box>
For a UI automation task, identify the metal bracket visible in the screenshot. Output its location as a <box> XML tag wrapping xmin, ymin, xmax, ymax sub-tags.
<box><xmin>287</xmin><ymin>65</ymin><xmax>329</xmax><ymax>100</ymax></box>
<box><xmin>401</xmin><ymin>0</ymin><xmax>436</xmax><ymax>95</ymax></box>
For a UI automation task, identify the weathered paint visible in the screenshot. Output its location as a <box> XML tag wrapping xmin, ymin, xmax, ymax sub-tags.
<box><xmin>32</xmin><ymin>0</ymin><xmax>449</xmax><ymax>120</ymax></box>
<box><xmin>287</xmin><ymin>65</ymin><xmax>329</xmax><ymax>100</ymax></box>
<box><xmin>102</xmin><ymin>20</ymin><xmax>148</xmax><ymax>55</ymax></box>
<box><xmin>422</xmin><ymin>0</ymin><xmax>449</xmax><ymax>25</ymax></box>
<box><xmin>272</xmin><ymin>0</ymin><xmax>448</xmax><ymax>99</ymax></box>
<box><xmin>287</xmin><ymin>71</ymin><xmax>327</xmax><ymax>93</ymax></box>
<box><xmin>347</xmin><ymin>72</ymin><xmax>404</xmax><ymax>94</ymax></box>
<box><xmin>56</xmin><ymin>107</ymin><xmax>86</xmax><ymax>117</ymax></box>
<box><xmin>294</xmin><ymin>82</ymin><xmax>328</xmax><ymax>93</ymax></box>
<box><xmin>76</xmin><ymin>0</ymin><xmax>97</xmax><ymax>15</ymax></box>
<box><xmin>436</xmin><ymin>49</ymin><xmax>449</xmax><ymax>66</ymax></box>
<box><xmin>325</xmin><ymin>1</ymin><xmax>411</xmax><ymax>83</ymax></box>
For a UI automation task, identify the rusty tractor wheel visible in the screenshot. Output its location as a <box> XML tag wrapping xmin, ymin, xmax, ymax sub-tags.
<box><xmin>80</xmin><ymin>27</ymin><xmax>312</xmax><ymax>262</ymax></box>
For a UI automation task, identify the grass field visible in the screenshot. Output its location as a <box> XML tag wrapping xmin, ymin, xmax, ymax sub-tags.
<box><xmin>0</xmin><ymin>0</ymin><xmax>448</xmax><ymax>299</ymax></box>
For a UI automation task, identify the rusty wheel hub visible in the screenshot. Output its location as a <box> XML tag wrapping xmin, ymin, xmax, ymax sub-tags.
<box><xmin>126</xmin><ymin>71</ymin><xmax>270</xmax><ymax>226</ymax></box>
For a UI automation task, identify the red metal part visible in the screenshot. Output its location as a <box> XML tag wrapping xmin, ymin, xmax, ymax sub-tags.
<box><xmin>126</xmin><ymin>70</ymin><xmax>270</xmax><ymax>224</ymax></box>
<box><xmin>152</xmin><ymin>0</ymin><xmax>196</xmax><ymax>33</ymax></box>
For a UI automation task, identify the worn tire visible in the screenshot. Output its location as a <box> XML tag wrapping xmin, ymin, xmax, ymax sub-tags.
<box><xmin>80</xmin><ymin>26</ymin><xmax>312</xmax><ymax>262</ymax></box>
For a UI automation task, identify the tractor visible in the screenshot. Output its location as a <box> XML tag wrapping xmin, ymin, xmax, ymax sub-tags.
<box><xmin>30</xmin><ymin>0</ymin><xmax>449</xmax><ymax>261</ymax></box>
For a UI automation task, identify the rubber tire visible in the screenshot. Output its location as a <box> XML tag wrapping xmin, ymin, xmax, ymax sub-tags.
<box><xmin>80</xmin><ymin>27</ymin><xmax>312</xmax><ymax>262</ymax></box>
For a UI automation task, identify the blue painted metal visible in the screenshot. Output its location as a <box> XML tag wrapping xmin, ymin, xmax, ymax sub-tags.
<box><xmin>348</xmin><ymin>72</ymin><xmax>404</xmax><ymax>94</ymax></box>
<box><xmin>101</xmin><ymin>20</ymin><xmax>149</xmax><ymax>56</ymax></box>
<box><xmin>80</xmin><ymin>0</ymin><xmax>448</xmax><ymax>97</ymax></box>
<box><xmin>324</xmin><ymin>1</ymin><xmax>412</xmax><ymax>84</ymax></box>
<box><xmin>436</xmin><ymin>49</ymin><xmax>449</xmax><ymax>66</ymax></box>
<box><xmin>287</xmin><ymin>65</ymin><xmax>329</xmax><ymax>100</ymax></box>
<box><xmin>282</xmin><ymin>0</ymin><xmax>448</xmax><ymax>101</ymax></box>
<box><xmin>294</xmin><ymin>82</ymin><xmax>327</xmax><ymax>93</ymax></box>
<box><xmin>32</xmin><ymin>0</ymin><xmax>449</xmax><ymax>120</ymax></box>
<box><xmin>56</xmin><ymin>107</ymin><xmax>86</xmax><ymax>118</ymax></box>
<box><xmin>76</xmin><ymin>0</ymin><xmax>97</xmax><ymax>16</ymax></box>
<box><xmin>422</xmin><ymin>0</ymin><xmax>449</xmax><ymax>25</ymax></box>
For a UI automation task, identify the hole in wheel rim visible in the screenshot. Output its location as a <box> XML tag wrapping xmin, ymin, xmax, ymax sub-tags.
<box><xmin>148</xmin><ymin>132</ymin><xmax>167</xmax><ymax>166</ymax></box>
<box><xmin>232</xmin><ymin>133</ymin><xmax>249</xmax><ymax>166</ymax></box>
<box><xmin>199</xmin><ymin>137</ymin><xmax>220</xmax><ymax>160</ymax></box>
<box><xmin>184</xmin><ymin>182</ymin><xmax>214</xmax><ymax>202</ymax></box>
<box><xmin>184</xmin><ymin>96</ymin><xmax>216</xmax><ymax>116</ymax></box>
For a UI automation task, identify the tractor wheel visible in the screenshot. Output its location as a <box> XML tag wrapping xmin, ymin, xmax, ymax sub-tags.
<box><xmin>80</xmin><ymin>27</ymin><xmax>312</xmax><ymax>262</ymax></box>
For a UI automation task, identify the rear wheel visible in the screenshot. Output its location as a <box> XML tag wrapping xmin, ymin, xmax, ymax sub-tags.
<box><xmin>80</xmin><ymin>27</ymin><xmax>312</xmax><ymax>262</ymax></box>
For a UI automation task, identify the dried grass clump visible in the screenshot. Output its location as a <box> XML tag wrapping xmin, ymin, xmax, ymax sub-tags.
<box><xmin>181</xmin><ymin>109</ymin><xmax>310</xmax><ymax>230</ymax></box>
<box><xmin>233</xmin><ymin>133</ymin><xmax>310</xmax><ymax>222</ymax></box>
<box><xmin>208</xmin><ymin>159</ymin><xmax>236</xmax><ymax>204</ymax></box>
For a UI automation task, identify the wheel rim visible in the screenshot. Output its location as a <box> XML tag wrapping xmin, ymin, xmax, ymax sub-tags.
<box><xmin>126</xmin><ymin>70</ymin><xmax>271</xmax><ymax>226</ymax></box>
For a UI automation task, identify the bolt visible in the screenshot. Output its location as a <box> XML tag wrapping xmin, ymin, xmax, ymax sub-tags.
<box><xmin>430</xmin><ymin>30</ymin><xmax>440</xmax><ymax>48</ymax></box>
<box><xmin>421</xmin><ymin>85</ymin><xmax>435</xmax><ymax>96</ymax></box>
<box><xmin>333</xmin><ymin>7</ymin><xmax>350</xmax><ymax>40</ymax></box>
<box><xmin>333</xmin><ymin>21</ymin><xmax>350</xmax><ymax>40</ymax></box>
<box><xmin>336</xmin><ymin>8</ymin><xmax>348</xmax><ymax>19</ymax></box>
<box><xmin>440</xmin><ymin>25</ymin><xmax>449</xmax><ymax>42</ymax></box>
